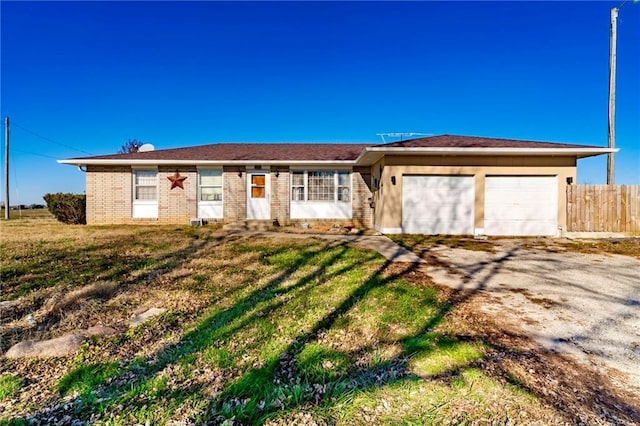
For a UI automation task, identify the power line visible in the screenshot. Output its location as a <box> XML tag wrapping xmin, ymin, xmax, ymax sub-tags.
<box><xmin>11</xmin><ymin>121</ymin><xmax>94</xmax><ymax>156</ymax></box>
<box><xmin>12</xmin><ymin>149</ymin><xmax>59</xmax><ymax>160</ymax></box>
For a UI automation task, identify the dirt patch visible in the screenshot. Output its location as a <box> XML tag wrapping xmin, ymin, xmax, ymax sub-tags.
<box><xmin>509</xmin><ymin>287</ymin><xmax>560</xmax><ymax>309</ymax></box>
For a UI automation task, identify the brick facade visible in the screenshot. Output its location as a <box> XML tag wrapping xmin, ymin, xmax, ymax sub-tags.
<box><xmin>271</xmin><ymin>167</ymin><xmax>290</xmax><ymax>225</ymax></box>
<box><xmin>223</xmin><ymin>166</ymin><xmax>246</xmax><ymax>221</ymax></box>
<box><xmin>85</xmin><ymin>165</ymin><xmax>374</xmax><ymax>228</ymax></box>
<box><xmin>157</xmin><ymin>166</ymin><xmax>197</xmax><ymax>224</ymax></box>
<box><xmin>352</xmin><ymin>167</ymin><xmax>373</xmax><ymax>228</ymax></box>
<box><xmin>86</xmin><ymin>166</ymin><xmax>131</xmax><ymax>225</ymax></box>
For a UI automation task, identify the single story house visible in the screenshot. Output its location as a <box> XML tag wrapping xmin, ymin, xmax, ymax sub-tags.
<box><xmin>59</xmin><ymin>134</ymin><xmax>614</xmax><ymax>236</ymax></box>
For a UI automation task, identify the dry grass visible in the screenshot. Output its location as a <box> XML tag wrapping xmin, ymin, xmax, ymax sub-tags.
<box><xmin>43</xmin><ymin>281</ymin><xmax>119</xmax><ymax>314</ymax></box>
<box><xmin>0</xmin><ymin>218</ymin><xmax>638</xmax><ymax>425</ymax></box>
<box><xmin>389</xmin><ymin>234</ymin><xmax>498</xmax><ymax>254</ymax></box>
<box><xmin>505</xmin><ymin>237</ymin><xmax>640</xmax><ymax>258</ymax></box>
<box><xmin>0</xmin><ymin>209</ymin><xmax>52</xmax><ymax>221</ymax></box>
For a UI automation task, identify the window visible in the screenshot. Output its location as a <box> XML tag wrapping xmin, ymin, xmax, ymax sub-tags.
<box><xmin>134</xmin><ymin>170</ymin><xmax>157</xmax><ymax>201</ymax></box>
<box><xmin>199</xmin><ymin>169</ymin><xmax>222</xmax><ymax>201</ymax></box>
<box><xmin>251</xmin><ymin>174</ymin><xmax>266</xmax><ymax>198</ymax></box>
<box><xmin>337</xmin><ymin>171</ymin><xmax>350</xmax><ymax>202</ymax></box>
<box><xmin>291</xmin><ymin>171</ymin><xmax>350</xmax><ymax>203</ymax></box>
<box><xmin>291</xmin><ymin>172</ymin><xmax>305</xmax><ymax>201</ymax></box>
<box><xmin>308</xmin><ymin>171</ymin><xmax>334</xmax><ymax>201</ymax></box>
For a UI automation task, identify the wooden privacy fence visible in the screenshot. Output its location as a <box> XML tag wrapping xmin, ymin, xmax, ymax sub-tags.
<box><xmin>567</xmin><ymin>185</ymin><xmax>640</xmax><ymax>232</ymax></box>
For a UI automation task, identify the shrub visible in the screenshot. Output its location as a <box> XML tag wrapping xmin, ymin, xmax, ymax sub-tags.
<box><xmin>43</xmin><ymin>193</ymin><xmax>86</xmax><ymax>224</ymax></box>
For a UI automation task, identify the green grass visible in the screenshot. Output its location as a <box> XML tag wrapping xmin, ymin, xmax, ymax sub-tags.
<box><xmin>0</xmin><ymin>375</ymin><xmax>23</xmax><ymax>401</ymax></box>
<box><xmin>57</xmin><ymin>362</ymin><xmax>122</xmax><ymax>397</ymax></box>
<box><xmin>0</xmin><ymin>223</ymin><xmax>565</xmax><ymax>424</ymax></box>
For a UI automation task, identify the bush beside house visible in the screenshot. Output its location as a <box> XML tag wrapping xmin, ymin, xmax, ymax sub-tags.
<box><xmin>44</xmin><ymin>193</ymin><xmax>86</xmax><ymax>224</ymax></box>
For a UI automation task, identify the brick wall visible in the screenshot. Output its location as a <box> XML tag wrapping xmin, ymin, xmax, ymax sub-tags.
<box><xmin>157</xmin><ymin>167</ymin><xmax>197</xmax><ymax>224</ymax></box>
<box><xmin>86</xmin><ymin>165</ymin><xmax>374</xmax><ymax>228</ymax></box>
<box><xmin>223</xmin><ymin>166</ymin><xmax>246</xmax><ymax>221</ymax></box>
<box><xmin>86</xmin><ymin>166</ymin><xmax>132</xmax><ymax>225</ymax></box>
<box><xmin>271</xmin><ymin>167</ymin><xmax>290</xmax><ymax>225</ymax></box>
<box><xmin>86</xmin><ymin>166</ymin><xmax>198</xmax><ymax>225</ymax></box>
<box><xmin>352</xmin><ymin>167</ymin><xmax>373</xmax><ymax>228</ymax></box>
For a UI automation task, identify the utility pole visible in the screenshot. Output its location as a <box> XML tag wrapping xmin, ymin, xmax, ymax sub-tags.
<box><xmin>607</xmin><ymin>7</ymin><xmax>618</xmax><ymax>185</ymax></box>
<box><xmin>4</xmin><ymin>117</ymin><xmax>9</xmax><ymax>219</ymax></box>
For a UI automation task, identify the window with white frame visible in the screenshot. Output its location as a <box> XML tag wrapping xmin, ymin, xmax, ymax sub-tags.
<box><xmin>308</xmin><ymin>171</ymin><xmax>334</xmax><ymax>201</ymax></box>
<box><xmin>291</xmin><ymin>172</ymin><xmax>305</xmax><ymax>201</ymax></box>
<box><xmin>199</xmin><ymin>169</ymin><xmax>223</xmax><ymax>201</ymax></box>
<box><xmin>337</xmin><ymin>171</ymin><xmax>350</xmax><ymax>202</ymax></box>
<box><xmin>134</xmin><ymin>170</ymin><xmax>158</xmax><ymax>201</ymax></box>
<box><xmin>291</xmin><ymin>171</ymin><xmax>351</xmax><ymax>203</ymax></box>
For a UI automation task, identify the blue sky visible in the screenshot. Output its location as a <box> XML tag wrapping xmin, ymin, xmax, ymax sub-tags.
<box><xmin>1</xmin><ymin>1</ymin><xmax>638</xmax><ymax>205</ymax></box>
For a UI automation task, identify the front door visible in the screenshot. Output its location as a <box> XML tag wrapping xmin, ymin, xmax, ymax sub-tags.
<box><xmin>247</xmin><ymin>171</ymin><xmax>270</xmax><ymax>220</ymax></box>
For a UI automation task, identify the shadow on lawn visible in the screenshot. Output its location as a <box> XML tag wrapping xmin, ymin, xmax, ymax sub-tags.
<box><xmin>23</xmin><ymin>235</ymin><xmax>640</xmax><ymax>425</ymax></box>
<box><xmin>0</xmin><ymin>228</ymin><xmax>229</xmax><ymax>352</ymax></box>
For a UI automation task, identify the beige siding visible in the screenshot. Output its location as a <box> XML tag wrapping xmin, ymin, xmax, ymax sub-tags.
<box><xmin>373</xmin><ymin>155</ymin><xmax>577</xmax><ymax>233</ymax></box>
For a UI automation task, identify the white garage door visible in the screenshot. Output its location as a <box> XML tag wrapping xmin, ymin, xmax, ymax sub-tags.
<box><xmin>484</xmin><ymin>176</ymin><xmax>558</xmax><ymax>236</ymax></box>
<box><xmin>402</xmin><ymin>175</ymin><xmax>475</xmax><ymax>234</ymax></box>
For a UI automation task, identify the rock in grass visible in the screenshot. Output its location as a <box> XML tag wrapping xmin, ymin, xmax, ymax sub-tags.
<box><xmin>4</xmin><ymin>334</ymin><xmax>86</xmax><ymax>359</ymax></box>
<box><xmin>84</xmin><ymin>325</ymin><xmax>118</xmax><ymax>337</ymax></box>
<box><xmin>128</xmin><ymin>307</ymin><xmax>166</xmax><ymax>328</ymax></box>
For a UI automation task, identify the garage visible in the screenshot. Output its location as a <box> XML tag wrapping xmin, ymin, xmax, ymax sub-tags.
<box><xmin>402</xmin><ymin>175</ymin><xmax>475</xmax><ymax>234</ymax></box>
<box><xmin>484</xmin><ymin>176</ymin><xmax>558</xmax><ymax>236</ymax></box>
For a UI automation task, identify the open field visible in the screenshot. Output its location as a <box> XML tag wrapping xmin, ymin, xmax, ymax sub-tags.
<box><xmin>1</xmin><ymin>219</ymin><xmax>639</xmax><ymax>424</ymax></box>
<box><xmin>0</xmin><ymin>209</ymin><xmax>52</xmax><ymax>221</ymax></box>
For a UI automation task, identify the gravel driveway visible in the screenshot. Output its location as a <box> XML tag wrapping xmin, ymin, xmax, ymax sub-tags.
<box><xmin>423</xmin><ymin>241</ymin><xmax>640</xmax><ymax>390</ymax></box>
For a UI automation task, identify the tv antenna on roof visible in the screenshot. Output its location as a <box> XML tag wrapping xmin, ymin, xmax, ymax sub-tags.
<box><xmin>376</xmin><ymin>132</ymin><xmax>433</xmax><ymax>143</ymax></box>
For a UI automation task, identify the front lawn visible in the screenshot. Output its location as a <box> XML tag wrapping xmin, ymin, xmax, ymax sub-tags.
<box><xmin>0</xmin><ymin>221</ymin><xmax>635</xmax><ymax>424</ymax></box>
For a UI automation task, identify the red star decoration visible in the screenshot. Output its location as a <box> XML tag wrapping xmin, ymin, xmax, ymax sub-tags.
<box><xmin>167</xmin><ymin>172</ymin><xmax>187</xmax><ymax>190</ymax></box>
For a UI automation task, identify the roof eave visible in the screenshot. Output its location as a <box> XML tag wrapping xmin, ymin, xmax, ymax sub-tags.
<box><xmin>59</xmin><ymin>147</ymin><xmax>618</xmax><ymax>167</ymax></box>
<box><xmin>57</xmin><ymin>159</ymin><xmax>359</xmax><ymax>166</ymax></box>
<box><xmin>354</xmin><ymin>146</ymin><xmax>617</xmax><ymax>163</ymax></box>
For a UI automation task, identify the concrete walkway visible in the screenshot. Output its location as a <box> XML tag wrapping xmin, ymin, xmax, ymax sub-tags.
<box><xmin>226</xmin><ymin>231</ymin><xmax>424</xmax><ymax>263</ymax></box>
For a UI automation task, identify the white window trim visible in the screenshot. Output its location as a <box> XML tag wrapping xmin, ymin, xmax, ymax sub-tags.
<box><xmin>290</xmin><ymin>169</ymin><xmax>352</xmax><ymax>203</ymax></box>
<box><xmin>197</xmin><ymin>168</ymin><xmax>224</xmax><ymax>204</ymax></box>
<box><xmin>132</xmin><ymin>168</ymin><xmax>159</xmax><ymax>219</ymax></box>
